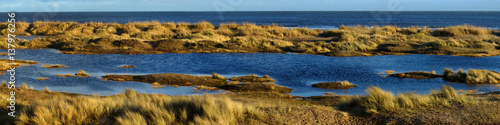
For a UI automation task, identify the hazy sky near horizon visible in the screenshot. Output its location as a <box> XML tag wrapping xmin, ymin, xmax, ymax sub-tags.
<box><xmin>1</xmin><ymin>0</ymin><xmax>500</xmax><ymax>12</ymax></box>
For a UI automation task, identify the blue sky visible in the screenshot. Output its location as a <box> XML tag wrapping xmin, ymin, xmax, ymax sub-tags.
<box><xmin>2</xmin><ymin>0</ymin><xmax>500</xmax><ymax>12</ymax></box>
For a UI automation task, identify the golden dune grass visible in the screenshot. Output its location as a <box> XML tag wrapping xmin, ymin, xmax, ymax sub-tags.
<box><xmin>312</xmin><ymin>81</ymin><xmax>358</xmax><ymax>89</ymax></box>
<box><xmin>14</xmin><ymin>89</ymin><xmax>264</xmax><ymax>124</ymax></box>
<box><xmin>444</xmin><ymin>68</ymin><xmax>500</xmax><ymax>84</ymax></box>
<box><xmin>1</xmin><ymin>21</ymin><xmax>498</xmax><ymax>56</ymax></box>
<box><xmin>338</xmin><ymin>85</ymin><xmax>467</xmax><ymax>114</ymax></box>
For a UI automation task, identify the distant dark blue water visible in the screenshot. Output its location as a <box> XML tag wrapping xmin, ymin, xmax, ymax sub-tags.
<box><xmin>2</xmin><ymin>49</ymin><xmax>499</xmax><ymax>96</ymax></box>
<box><xmin>6</xmin><ymin>11</ymin><xmax>500</xmax><ymax>29</ymax></box>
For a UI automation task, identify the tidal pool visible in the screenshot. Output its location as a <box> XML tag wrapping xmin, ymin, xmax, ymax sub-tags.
<box><xmin>2</xmin><ymin>49</ymin><xmax>499</xmax><ymax>96</ymax></box>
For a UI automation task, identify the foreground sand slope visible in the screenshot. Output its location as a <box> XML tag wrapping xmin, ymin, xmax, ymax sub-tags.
<box><xmin>1</xmin><ymin>85</ymin><xmax>499</xmax><ymax>124</ymax></box>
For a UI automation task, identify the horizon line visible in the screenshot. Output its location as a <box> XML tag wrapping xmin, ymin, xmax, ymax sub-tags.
<box><xmin>3</xmin><ymin>10</ymin><xmax>500</xmax><ymax>13</ymax></box>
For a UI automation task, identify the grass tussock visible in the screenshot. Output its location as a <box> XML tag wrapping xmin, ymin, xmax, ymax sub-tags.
<box><xmin>389</xmin><ymin>71</ymin><xmax>443</xmax><ymax>79</ymax></box>
<box><xmin>42</xmin><ymin>87</ymin><xmax>51</xmax><ymax>92</ymax></box>
<box><xmin>312</xmin><ymin>81</ymin><xmax>358</xmax><ymax>89</ymax></box>
<box><xmin>41</xmin><ymin>64</ymin><xmax>69</xmax><ymax>68</ymax></box>
<box><xmin>56</xmin><ymin>74</ymin><xmax>74</xmax><ymax>78</ymax></box>
<box><xmin>0</xmin><ymin>59</ymin><xmax>38</xmax><ymax>70</ymax></box>
<box><xmin>433</xmin><ymin>25</ymin><xmax>491</xmax><ymax>37</ymax></box>
<box><xmin>21</xmin><ymin>83</ymin><xmax>28</xmax><ymax>89</ymax></box>
<box><xmin>15</xmin><ymin>89</ymin><xmax>265</xmax><ymax>125</ymax></box>
<box><xmin>444</xmin><ymin>68</ymin><xmax>500</xmax><ymax>84</ymax></box>
<box><xmin>37</xmin><ymin>77</ymin><xmax>49</xmax><ymax>80</ymax></box>
<box><xmin>212</xmin><ymin>72</ymin><xmax>227</xmax><ymax>80</ymax></box>
<box><xmin>0</xmin><ymin>22</ymin><xmax>31</xmax><ymax>36</ymax></box>
<box><xmin>119</xmin><ymin>65</ymin><xmax>136</xmax><ymax>68</ymax></box>
<box><xmin>230</xmin><ymin>74</ymin><xmax>275</xmax><ymax>83</ymax></box>
<box><xmin>75</xmin><ymin>70</ymin><xmax>90</xmax><ymax>77</ymax></box>
<box><xmin>338</xmin><ymin>85</ymin><xmax>467</xmax><ymax>114</ymax></box>
<box><xmin>0</xmin><ymin>61</ymin><xmax>9</xmax><ymax>71</ymax></box>
<box><xmin>384</xmin><ymin>70</ymin><xmax>396</xmax><ymax>75</ymax></box>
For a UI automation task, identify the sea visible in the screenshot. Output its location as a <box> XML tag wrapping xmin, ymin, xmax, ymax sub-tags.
<box><xmin>5</xmin><ymin>11</ymin><xmax>500</xmax><ymax>30</ymax></box>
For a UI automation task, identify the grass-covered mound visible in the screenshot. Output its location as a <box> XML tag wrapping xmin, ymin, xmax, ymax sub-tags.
<box><xmin>444</xmin><ymin>68</ymin><xmax>500</xmax><ymax>84</ymax></box>
<box><xmin>389</xmin><ymin>71</ymin><xmax>442</xmax><ymax>79</ymax></box>
<box><xmin>289</xmin><ymin>25</ymin><xmax>500</xmax><ymax>57</ymax></box>
<box><xmin>386</xmin><ymin>68</ymin><xmax>500</xmax><ymax>84</ymax></box>
<box><xmin>41</xmin><ymin>64</ymin><xmax>69</xmax><ymax>68</ymax></box>
<box><xmin>312</xmin><ymin>81</ymin><xmax>358</xmax><ymax>89</ymax></box>
<box><xmin>336</xmin><ymin>85</ymin><xmax>500</xmax><ymax>124</ymax></box>
<box><xmin>103</xmin><ymin>73</ymin><xmax>227</xmax><ymax>86</ymax></box>
<box><xmin>102</xmin><ymin>73</ymin><xmax>292</xmax><ymax>93</ymax></box>
<box><xmin>75</xmin><ymin>70</ymin><xmax>90</xmax><ymax>77</ymax></box>
<box><xmin>2</xmin><ymin>21</ymin><xmax>499</xmax><ymax>57</ymax></box>
<box><xmin>0</xmin><ymin>59</ymin><xmax>38</xmax><ymax>71</ymax></box>
<box><xmin>338</xmin><ymin>85</ymin><xmax>467</xmax><ymax>114</ymax></box>
<box><xmin>219</xmin><ymin>83</ymin><xmax>292</xmax><ymax>93</ymax></box>
<box><xmin>230</xmin><ymin>74</ymin><xmax>275</xmax><ymax>82</ymax></box>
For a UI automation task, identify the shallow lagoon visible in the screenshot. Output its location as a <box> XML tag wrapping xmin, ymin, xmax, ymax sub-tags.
<box><xmin>2</xmin><ymin>49</ymin><xmax>499</xmax><ymax>96</ymax></box>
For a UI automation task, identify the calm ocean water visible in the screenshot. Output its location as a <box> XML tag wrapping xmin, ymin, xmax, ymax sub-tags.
<box><xmin>6</xmin><ymin>11</ymin><xmax>500</xmax><ymax>29</ymax></box>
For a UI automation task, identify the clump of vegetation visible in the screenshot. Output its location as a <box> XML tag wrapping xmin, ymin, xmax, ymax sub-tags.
<box><xmin>56</xmin><ymin>74</ymin><xmax>74</xmax><ymax>78</ymax></box>
<box><xmin>41</xmin><ymin>64</ymin><xmax>69</xmax><ymax>68</ymax></box>
<box><xmin>42</xmin><ymin>87</ymin><xmax>51</xmax><ymax>92</ymax></box>
<box><xmin>384</xmin><ymin>70</ymin><xmax>395</xmax><ymax>75</ymax></box>
<box><xmin>15</xmin><ymin>89</ymin><xmax>265</xmax><ymax>125</ymax></box>
<box><xmin>152</xmin><ymin>82</ymin><xmax>160</xmax><ymax>86</ymax></box>
<box><xmin>389</xmin><ymin>71</ymin><xmax>443</xmax><ymax>79</ymax></box>
<box><xmin>219</xmin><ymin>83</ymin><xmax>293</xmax><ymax>93</ymax></box>
<box><xmin>212</xmin><ymin>72</ymin><xmax>227</xmax><ymax>80</ymax></box>
<box><xmin>21</xmin><ymin>83</ymin><xmax>28</xmax><ymax>89</ymax></box>
<box><xmin>312</xmin><ymin>81</ymin><xmax>358</xmax><ymax>89</ymax></box>
<box><xmin>0</xmin><ymin>22</ymin><xmax>31</xmax><ymax>36</ymax></box>
<box><xmin>103</xmin><ymin>73</ymin><xmax>292</xmax><ymax>93</ymax></box>
<box><xmin>37</xmin><ymin>77</ymin><xmax>49</xmax><ymax>80</ymax></box>
<box><xmin>119</xmin><ymin>65</ymin><xmax>136</xmax><ymax>68</ymax></box>
<box><xmin>103</xmin><ymin>73</ymin><xmax>227</xmax><ymax>86</ymax></box>
<box><xmin>0</xmin><ymin>61</ymin><xmax>9</xmax><ymax>71</ymax></box>
<box><xmin>433</xmin><ymin>25</ymin><xmax>491</xmax><ymax>37</ymax></box>
<box><xmin>151</xmin><ymin>82</ymin><xmax>166</xmax><ymax>88</ymax></box>
<box><xmin>75</xmin><ymin>70</ymin><xmax>90</xmax><ymax>77</ymax></box>
<box><xmin>230</xmin><ymin>74</ymin><xmax>275</xmax><ymax>82</ymax></box>
<box><xmin>338</xmin><ymin>85</ymin><xmax>467</xmax><ymax>114</ymax></box>
<box><xmin>0</xmin><ymin>59</ymin><xmax>39</xmax><ymax>71</ymax></box>
<box><xmin>444</xmin><ymin>68</ymin><xmax>500</xmax><ymax>84</ymax></box>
